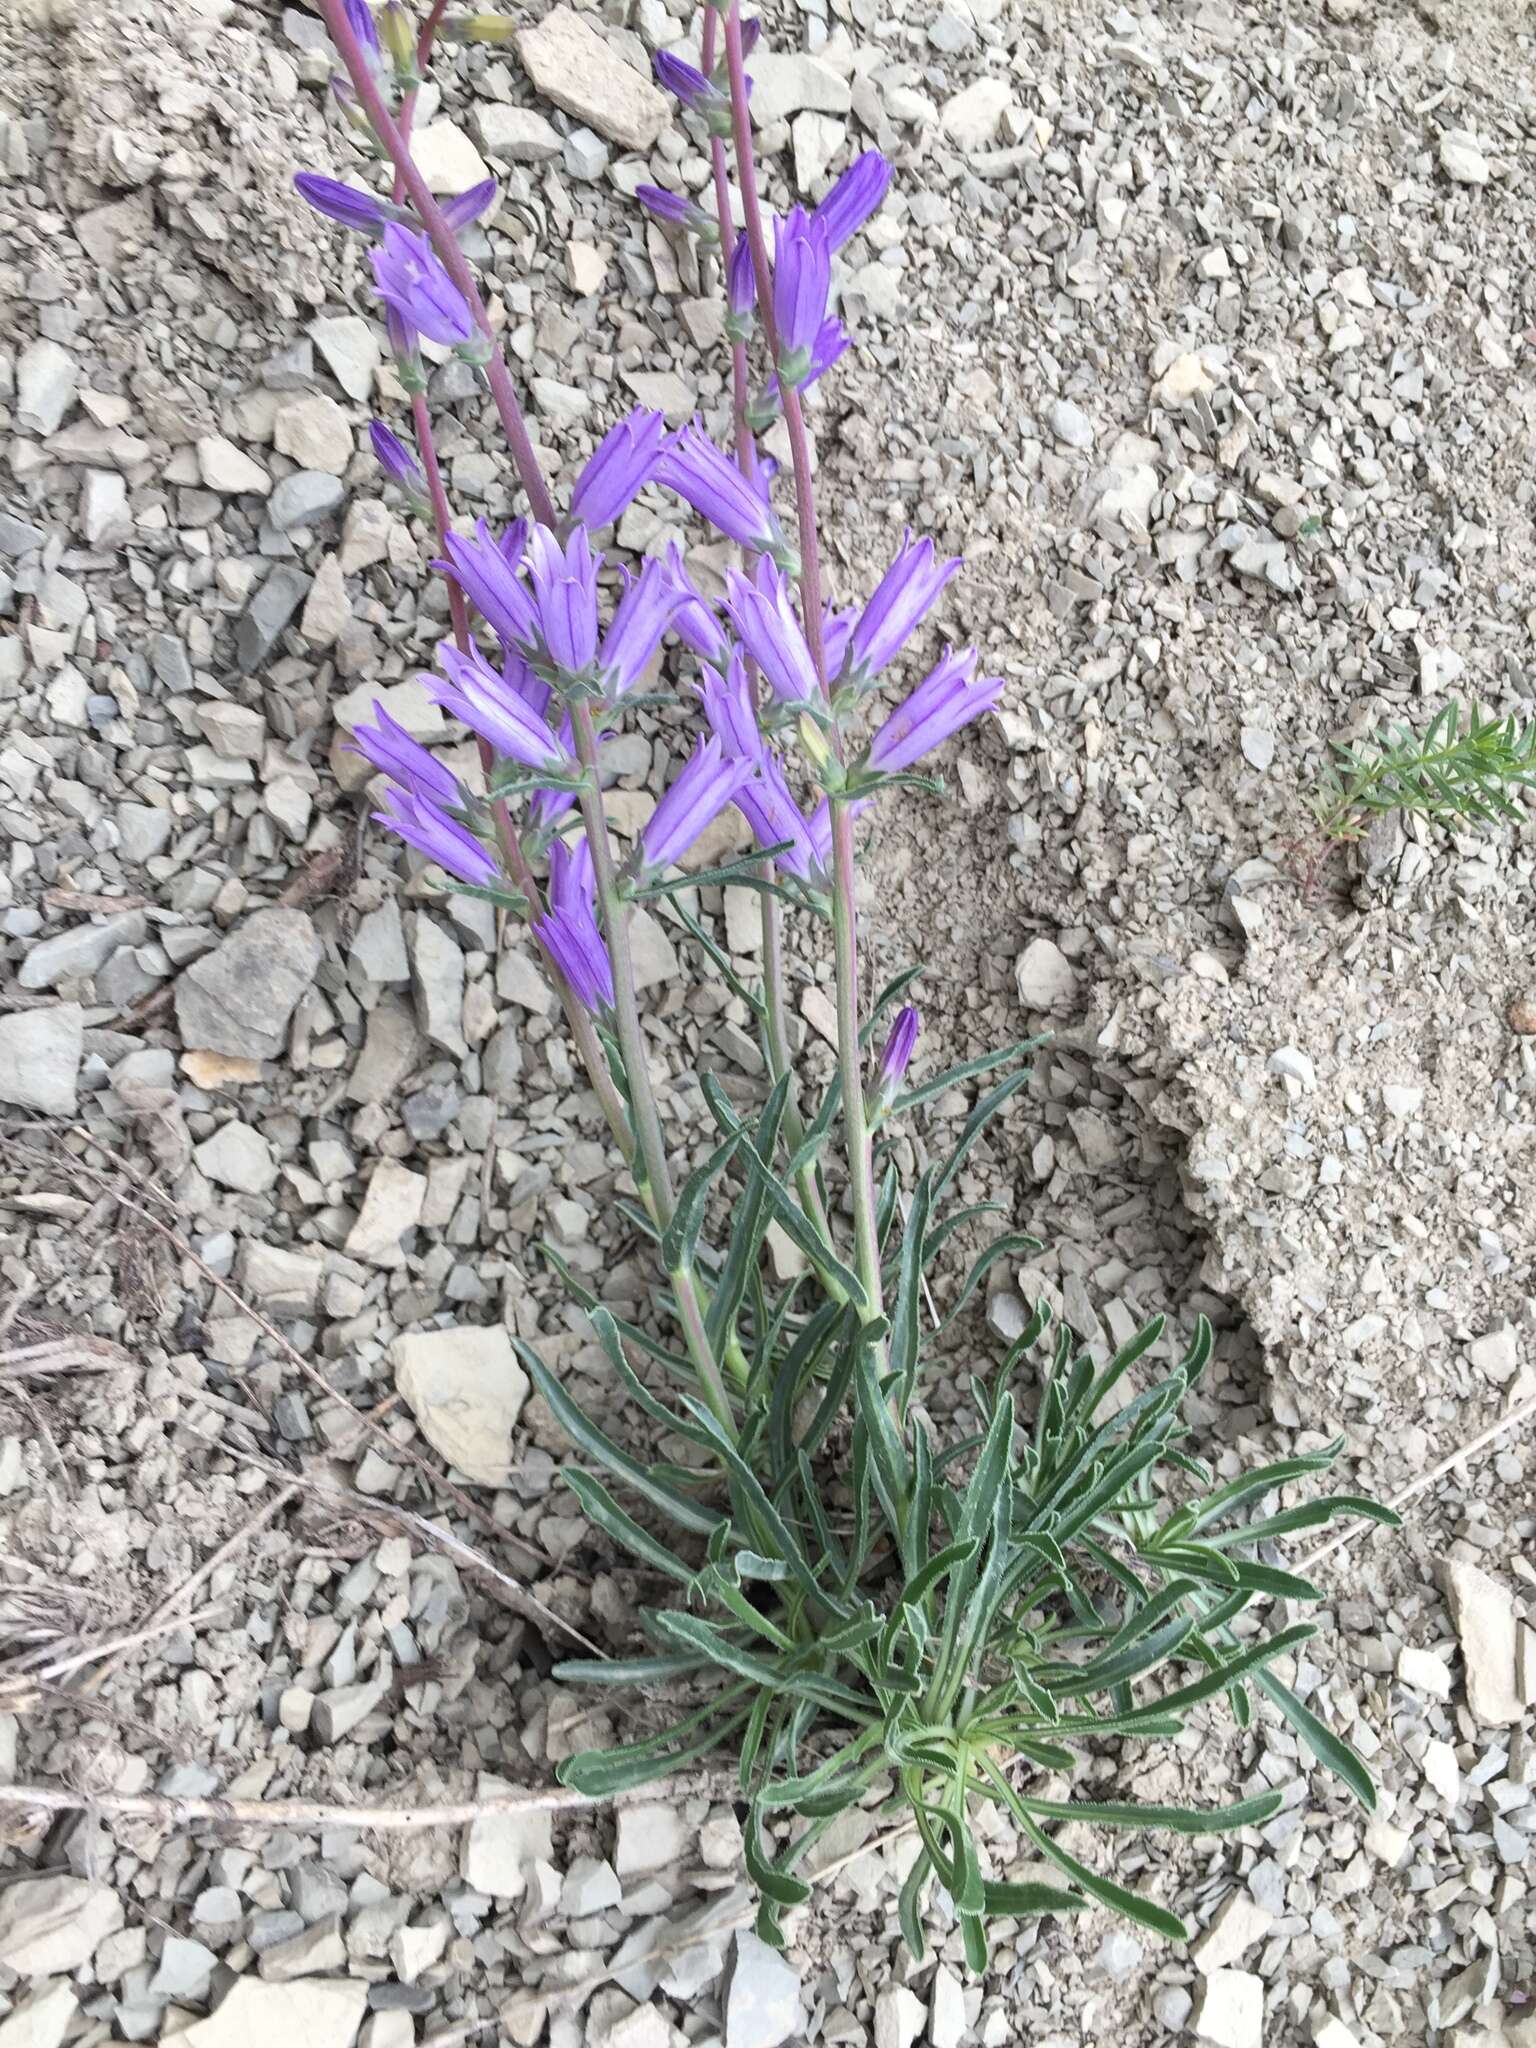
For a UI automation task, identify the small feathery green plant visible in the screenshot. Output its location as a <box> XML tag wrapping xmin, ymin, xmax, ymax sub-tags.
<box><xmin>1312</xmin><ymin>700</ymin><xmax>1536</xmax><ymax>842</ymax></box>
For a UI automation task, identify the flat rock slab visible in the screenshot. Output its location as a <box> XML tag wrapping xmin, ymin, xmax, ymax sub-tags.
<box><xmin>391</xmin><ymin>1323</ymin><xmax>530</xmax><ymax>1485</ymax></box>
<box><xmin>0</xmin><ymin>1876</ymin><xmax>123</xmax><ymax>1975</ymax></box>
<box><xmin>175</xmin><ymin>907</ymin><xmax>322</xmax><ymax>1060</ymax></box>
<box><xmin>180</xmin><ymin>1977</ymin><xmax>368</xmax><ymax>2048</ymax></box>
<box><xmin>1438</xmin><ymin>1558</ymin><xmax>1523</xmax><ymax>1725</ymax></box>
<box><xmin>515</xmin><ymin>6</ymin><xmax>667</xmax><ymax>151</ymax></box>
<box><xmin>0</xmin><ymin>1004</ymin><xmax>84</xmax><ymax>1114</ymax></box>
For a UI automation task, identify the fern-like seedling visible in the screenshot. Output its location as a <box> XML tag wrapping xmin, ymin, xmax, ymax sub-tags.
<box><xmin>1312</xmin><ymin>700</ymin><xmax>1536</xmax><ymax>841</ymax></box>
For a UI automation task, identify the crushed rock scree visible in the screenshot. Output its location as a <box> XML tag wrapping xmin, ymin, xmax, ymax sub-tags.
<box><xmin>3</xmin><ymin>0</ymin><xmax>1536</xmax><ymax>2040</ymax></box>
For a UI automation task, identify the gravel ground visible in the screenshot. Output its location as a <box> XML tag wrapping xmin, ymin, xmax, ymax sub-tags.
<box><xmin>2</xmin><ymin>0</ymin><xmax>1535</xmax><ymax>2043</ymax></box>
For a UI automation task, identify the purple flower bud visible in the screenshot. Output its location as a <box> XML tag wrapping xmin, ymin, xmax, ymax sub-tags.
<box><xmin>293</xmin><ymin>172</ymin><xmax>392</xmax><ymax>236</ymax></box>
<box><xmin>866</xmin><ymin>646</ymin><xmax>1004</xmax><ymax>774</ymax></box>
<box><xmin>525</xmin><ymin>525</ymin><xmax>601</xmax><ymax>675</ymax></box>
<box><xmin>431</xmin><ymin>641</ymin><xmax>571</xmax><ymax>771</ymax></box>
<box><xmin>369</xmin><ymin>224</ymin><xmax>473</xmax><ymax>348</ymax></box>
<box><xmin>570</xmin><ymin>409</ymin><xmax>666</xmax><ymax>531</ymax></box>
<box><xmin>345</xmin><ymin>0</ymin><xmax>381</xmax><ymax>55</ymax></box>
<box><xmin>368</xmin><ymin>420</ymin><xmax>426</xmax><ymax>495</ymax></box>
<box><xmin>635</xmin><ymin>185</ymin><xmax>718</xmax><ymax>240</ymax></box>
<box><xmin>440</xmin><ymin>177</ymin><xmax>499</xmax><ymax>234</ymax></box>
<box><xmin>812</xmin><ymin>150</ymin><xmax>894</xmax><ymax>253</ymax></box>
<box><xmin>739</xmin><ymin>14</ymin><xmax>762</xmax><ymax>58</ymax></box>
<box><xmin>375</xmin><ymin>787</ymin><xmax>499</xmax><ymax>886</ymax></box>
<box><xmin>773</xmin><ymin>207</ymin><xmax>831</xmax><ymax>367</ymax></box>
<box><xmin>848</xmin><ymin>532</ymin><xmax>962</xmax><ymax>682</ymax></box>
<box><xmin>873</xmin><ymin>1005</ymin><xmax>920</xmax><ymax>1106</ymax></box>
<box><xmin>597</xmin><ymin>554</ymin><xmax>683</xmax><ymax>700</ymax></box>
<box><xmin>440</xmin><ymin>520</ymin><xmax>541</xmax><ymax>649</ymax></box>
<box><xmin>654</xmin><ymin>49</ymin><xmax>713</xmax><ymax>110</ymax></box>
<box><xmin>638</xmin><ymin>736</ymin><xmax>754</xmax><ymax>879</ymax></box>
<box><xmin>550</xmin><ymin>833</ymin><xmax>596</xmax><ymax>919</ymax></box>
<box><xmin>723</xmin><ymin>558</ymin><xmax>821</xmax><ymax>705</ymax></box>
<box><xmin>727</xmin><ymin>236</ymin><xmax>757</xmax><ymax>320</ymax></box>
<box><xmin>656</xmin><ymin>424</ymin><xmax>787</xmax><ymax>559</ymax></box>
<box><xmin>348</xmin><ymin>703</ymin><xmax>460</xmax><ymax>806</ymax></box>
<box><xmin>822</xmin><ymin>603</ymin><xmax>857</xmax><ymax>681</ymax></box>
<box><xmin>662</xmin><ymin>543</ymin><xmax>730</xmax><ymax>663</ymax></box>
<box><xmin>535</xmin><ymin>902</ymin><xmax>614</xmax><ymax>1013</ymax></box>
<box><xmin>698</xmin><ymin>655</ymin><xmax>765</xmax><ymax>763</ymax></box>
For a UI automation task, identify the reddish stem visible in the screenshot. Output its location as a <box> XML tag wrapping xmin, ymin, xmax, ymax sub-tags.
<box><xmin>319</xmin><ymin>0</ymin><xmax>559</xmax><ymax>530</ymax></box>
<box><xmin>393</xmin><ymin>0</ymin><xmax>451</xmax><ymax>196</ymax></box>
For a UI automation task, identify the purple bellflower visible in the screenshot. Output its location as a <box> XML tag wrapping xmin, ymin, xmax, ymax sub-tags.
<box><xmin>293</xmin><ymin>173</ymin><xmax>393</xmax><ymax>236</ymax></box>
<box><xmin>637</xmin><ymin>736</ymin><xmax>754</xmax><ymax>879</ymax></box>
<box><xmin>432</xmin><ymin>641</ymin><xmax>571</xmax><ymax>772</ymax></box>
<box><xmin>598</xmin><ymin>554</ymin><xmax>683</xmax><ymax>700</ymax></box>
<box><xmin>345</xmin><ymin>0</ymin><xmax>381</xmax><ymax>52</ymax></box>
<box><xmin>376</xmin><ymin>787</ymin><xmax>499</xmax><ymax>886</ymax></box>
<box><xmin>570</xmin><ymin>409</ymin><xmax>666</xmax><ymax>531</ymax></box>
<box><xmin>728</xmin><ymin>238</ymin><xmax>756</xmax><ymax>319</ymax></box>
<box><xmin>657</xmin><ymin>425</ymin><xmax>792</xmax><ymax>564</ymax></box>
<box><xmin>440</xmin><ymin>521</ymin><xmax>540</xmax><ymax>649</ymax></box>
<box><xmin>698</xmin><ymin>656</ymin><xmax>765</xmax><ymax>763</ymax></box>
<box><xmin>525</xmin><ymin>524</ymin><xmax>601</xmax><ymax>675</ymax></box>
<box><xmin>821</xmin><ymin>602</ymin><xmax>858</xmax><ymax>681</ymax></box>
<box><xmin>368</xmin><ymin>420</ymin><xmax>426</xmax><ymax>497</ymax></box>
<box><xmin>503</xmin><ymin>645</ymin><xmax>554</xmax><ymax>725</ymax></box>
<box><xmin>871</xmin><ymin>1004</ymin><xmax>920</xmax><ymax>1111</ymax></box>
<box><xmin>535</xmin><ymin>837</ymin><xmax>613</xmax><ymax>1011</ymax></box>
<box><xmin>756</xmin><ymin>318</ymin><xmax>851</xmax><ymax>423</ymax></box>
<box><xmin>866</xmin><ymin>646</ymin><xmax>1004</xmax><ymax>774</ymax></box>
<box><xmin>369</xmin><ymin>224</ymin><xmax>473</xmax><ymax>347</ymax></box>
<box><xmin>813</xmin><ymin>151</ymin><xmax>894</xmax><ymax>252</ymax></box>
<box><xmin>348</xmin><ymin>703</ymin><xmax>460</xmax><ymax>807</ymax></box>
<box><xmin>847</xmin><ymin>532</ymin><xmax>962</xmax><ymax>682</ymax></box>
<box><xmin>773</xmin><ymin>209</ymin><xmax>832</xmax><ymax>386</ymax></box>
<box><xmin>636</xmin><ymin>186</ymin><xmax>719</xmax><ymax>241</ymax></box>
<box><xmin>723</xmin><ymin>559</ymin><xmax>821</xmax><ymax>706</ymax></box>
<box><xmin>700</xmin><ymin>661</ymin><xmax>821</xmax><ymax>884</ymax></box>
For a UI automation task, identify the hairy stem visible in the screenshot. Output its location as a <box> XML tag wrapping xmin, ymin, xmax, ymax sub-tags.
<box><xmin>722</xmin><ymin>4</ymin><xmax>887</xmax><ymax>1343</ymax></box>
<box><xmin>319</xmin><ymin>0</ymin><xmax>558</xmax><ymax>529</ymax></box>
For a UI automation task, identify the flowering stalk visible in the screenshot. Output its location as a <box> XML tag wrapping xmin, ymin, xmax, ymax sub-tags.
<box><xmin>720</xmin><ymin>3</ymin><xmax>889</xmax><ymax>1377</ymax></box>
<box><xmin>318</xmin><ymin>0</ymin><xmax>558</xmax><ymax>530</ymax></box>
<box><xmin>698</xmin><ymin>4</ymin><xmax>831</xmax><ymax>1251</ymax></box>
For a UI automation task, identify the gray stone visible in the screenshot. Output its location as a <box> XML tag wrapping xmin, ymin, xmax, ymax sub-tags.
<box><xmin>235</xmin><ymin>565</ymin><xmax>311</xmax><ymax>672</ymax></box>
<box><xmin>460</xmin><ymin>1777</ymin><xmax>553</xmax><ymax>1899</ymax></box>
<box><xmin>19</xmin><ymin>910</ymin><xmax>146</xmax><ymax>990</ymax></box>
<box><xmin>194</xmin><ymin>1122</ymin><xmax>279</xmax><ymax>1196</ymax></box>
<box><xmin>939</xmin><ymin>77</ymin><xmax>1011</xmax><ymax>149</ymax></box>
<box><xmin>560</xmin><ymin>1856</ymin><xmax>622</xmax><ymax>1917</ymax></box>
<box><xmin>309</xmin><ymin>315</ymin><xmax>380</xmax><ymax>402</ymax></box>
<box><xmin>1048</xmin><ymin>397</ymin><xmax>1095</xmax><ymax>450</ymax></box>
<box><xmin>0</xmin><ymin>1876</ymin><xmax>123</xmax><ymax>1974</ymax></box>
<box><xmin>724</xmin><ymin>1931</ymin><xmax>802</xmax><ymax>2048</ymax></box>
<box><xmin>748</xmin><ymin>52</ymin><xmax>851</xmax><ymax>126</ymax></box>
<box><xmin>267</xmin><ymin>470</ymin><xmax>346</xmax><ymax>532</ymax></box>
<box><xmin>1015</xmin><ymin>936</ymin><xmax>1078</xmax><ymax>1012</ymax></box>
<box><xmin>0</xmin><ymin>1005</ymin><xmax>85</xmax><ymax>1115</ymax></box>
<box><xmin>198</xmin><ymin>434</ymin><xmax>271</xmax><ymax>495</ymax></box>
<box><xmin>563</xmin><ymin>127</ymin><xmax>610</xmax><ymax>183</ymax></box>
<box><xmin>1438</xmin><ymin>1558</ymin><xmax>1523</xmax><ymax>1725</ymax></box>
<box><xmin>473</xmin><ymin>103</ymin><xmax>562</xmax><ymax>163</ymax></box>
<box><xmin>310</xmin><ymin>1677</ymin><xmax>389</xmax><ymax>1744</ymax></box>
<box><xmin>616</xmin><ymin>1800</ymin><xmax>692</xmax><ymax>1877</ymax></box>
<box><xmin>516</xmin><ymin>7</ymin><xmax>668</xmax><ymax>150</ymax></box>
<box><xmin>353</xmin><ymin>899</ymin><xmax>410</xmax><ymax>984</ymax></box>
<box><xmin>1439</xmin><ymin>129</ymin><xmax>1489</xmax><ymax>185</ymax></box>
<box><xmin>178</xmin><ymin>1978</ymin><xmax>368</xmax><ymax>2048</ymax></box>
<box><xmin>347</xmin><ymin>995</ymin><xmax>424</xmax><ymax>1105</ymax></box>
<box><xmin>0</xmin><ymin>1980</ymin><xmax>76</xmax><ymax>2048</ymax></box>
<box><xmin>873</xmin><ymin>1985</ymin><xmax>924</xmax><ymax>2048</ymax></box>
<box><xmin>17</xmin><ymin>339</ymin><xmax>79</xmax><ymax>435</ymax></box>
<box><xmin>175</xmin><ymin>907</ymin><xmax>323</xmax><ymax>1060</ymax></box>
<box><xmin>409</xmin><ymin>913</ymin><xmax>466</xmax><ymax>1054</ymax></box>
<box><xmin>150</xmin><ymin>1934</ymin><xmax>217</xmax><ymax>2002</ymax></box>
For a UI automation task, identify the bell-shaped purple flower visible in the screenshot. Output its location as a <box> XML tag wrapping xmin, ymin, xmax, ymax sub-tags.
<box><xmin>570</xmin><ymin>409</ymin><xmax>666</xmax><ymax>531</ymax></box>
<box><xmin>872</xmin><ymin>1005</ymin><xmax>920</xmax><ymax>1110</ymax></box>
<box><xmin>822</xmin><ymin>603</ymin><xmax>857</xmax><ymax>681</ymax></box>
<box><xmin>813</xmin><ymin>151</ymin><xmax>894</xmax><ymax>252</ymax></box>
<box><xmin>368</xmin><ymin>420</ymin><xmax>426</xmax><ymax>496</ymax></box>
<box><xmin>536</xmin><ymin>837</ymin><xmax>612</xmax><ymax>1010</ymax></box>
<box><xmin>723</xmin><ymin>558</ymin><xmax>821</xmax><ymax>706</ymax></box>
<box><xmin>735</xmin><ymin>752</ymin><xmax>819</xmax><ymax>881</ymax></box>
<box><xmin>503</xmin><ymin>645</ymin><xmax>553</xmax><ymax>724</ymax></box>
<box><xmin>370</xmin><ymin>224</ymin><xmax>473</xmax><ymax>347</ymax></box>
<box><xmin>636</xmin><ymin>186</ymin><xmax>718</xmax><ymax>240</ymax></box>
<box><xmin>348</xmin><ymin>703</ymin><xmax>460</xmax><ymax>806</ymax></box>
<box><xmin>293</xmin><ymin>173</ymin><xmax>392</xmax><ymax>237</ymax></box>
<box><xmin>638</xmin><ymin>736</ymin><xmax>754</xmax><ymax>879</ymax></box>
<box><xmin>865</xmin><ymin>647</ymin><xmax>1004</xmax><ymax>774</ymax></box>
<box><xmin>773</xmin><ymin>208</ymin><xmax>831</xmax><ymax>379</ymax></box>
<box><xmin>525</xmin><ymin>525</ymin><xmax>601</xmax><ymax>675</ymax></box>
<box><xmin>656</xmin><ymin>425</ymin><xmax>787</xmax><ymax>560</ymax></box>
<box><xmin>431</xmin><ymin>641</ymin><xmax>570</xmax><ymax>772</ymax></box>
<box><xmin>375</xmin><ymin>787</ymin><xmax>499</xmax><ymax>887</ymax></box>
<box><xmin>847</xmin><ymin>532</ymin><xmax>962</xmax><ymax>682</ymax></box>
<box><xmin>654</xmin><ymin>49</ymin><xmax>731</xmax><ymax>130</ymax></box>
<box><xmin>345</xmin><ymin>0</ymin><xmax>381</xmax><ymax>52</ymax></box>
<box><xmin>598</xmin><ymin>554</ymin><xmax>683</xmax><ymax>700</ymax></box>
<box><xmin>440</xmin><ymin>520</ymin><xmax>540</xmax><ymax>649</ymax></box>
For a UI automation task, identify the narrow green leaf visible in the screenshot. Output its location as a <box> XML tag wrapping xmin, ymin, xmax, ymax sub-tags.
<box><xmin>898</xmin><ymin>1848</ymin><xmax>931</xmax><ymax>1961</ymax></box>
<box><xmin>559</xmin><ymin>1469</ymin><xmax>695</xmax><ymax>1584</ymax></box>
<box><xmin>982</xmin><ymin>1879</ymin><xmax>1091</xmax><ymax>1918</ymax></box>
<box><xmin>1018</xmin><ymin>1810</ymin><xmax>1188</xmax><ymax>1941</ymax></box>
<box><xmin>887</xmin><ymin>1172</ymin><xmax>932</xmax><ymax>1411</ymax></box>
<box><xmin>661</xmin><ymin>1128</ymin><xmax>743</xmax><ymax>1274</ymax></box>
<box><xmin>1254</xmin><ymin>1669</ymin><xmax>1377</xmax><ymax>1810</ymax></box>
<box><xmin>892</xmin><ymin>1035</ymin><xmax>1043</xmax><ymax>1115</ymax></box>
<box><xmin>1016</xmin><ymin>1789</ymin><xmax>1284</xmax><ymax>1834</ymax></box>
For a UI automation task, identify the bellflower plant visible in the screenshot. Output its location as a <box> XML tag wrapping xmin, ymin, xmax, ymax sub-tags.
<box><xmin>307</xmin><ymin>0</ymin><xmax>1396</xmax><ymax>1970</ymax></box>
